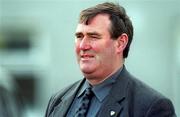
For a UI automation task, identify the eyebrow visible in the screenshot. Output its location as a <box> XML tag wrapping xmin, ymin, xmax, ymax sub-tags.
<box><xmin>87</xmin><ymin>32</ymin><xmax>101</xmax><ymax>37</ymax></box>
<box><xmin>75</xmin><ymin>31</ymin><xmax>101</xmax><ymax>37</ymax></box>
<box><xmin>75</xmin><ymin>32</ymin><xmax>82</xmax><ymax>36</ymax></box>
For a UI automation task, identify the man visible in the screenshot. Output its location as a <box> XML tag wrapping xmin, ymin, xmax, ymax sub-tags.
<box><xmin>45</xmin><ymin>2</ymin><xmax>176</xmax><ymax>117</ymax></box>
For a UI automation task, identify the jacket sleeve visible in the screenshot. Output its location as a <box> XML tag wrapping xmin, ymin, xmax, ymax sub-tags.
<box><xmin>145</xmin><ymin>98</ymin><xmax>176</xmax><ymax>117</ymax></box>
<box><xmin>44</xmin><ymin>86</ymin><xmax>72</xmax><ymax>117</ymax></box>
<box><xmin>45</xmin><ymin>95</ymin><xmax>56</xmax><ymax>117</ymax></box>
<box><xmin>44</xmin><ymin>80</ymin><xmax>82</xmax><ymax>117</ymax></box>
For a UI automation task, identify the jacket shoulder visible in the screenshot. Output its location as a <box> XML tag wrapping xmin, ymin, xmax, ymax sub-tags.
<box><xmin>128</xmin><ymin>75</ymin><xmax>165</xmax><ymax>101</ymax></box>
<box><xmin>126</xmin><ymin>73</ymin><xmax>176</xmax><ymax>116</ymax></box>
<box><xmin>45</xmin><ymin>80</ymin><xmax>81</xmax><ymax>117</ymax></box>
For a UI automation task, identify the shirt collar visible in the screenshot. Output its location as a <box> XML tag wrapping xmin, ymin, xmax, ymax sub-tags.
<box><xmin>77</xmin><ymin>67</ymin><xmax>123</xmax><ymax>102</ymax></box>
<box><xmin>77</xmin><ymin>80</ymin><xmax>91</xmax><ymax>98</ymax></box>
<box><xmin>92</xmin><ymin>67</ymin><xmax>123</xmax><ymax>102</ymax></box>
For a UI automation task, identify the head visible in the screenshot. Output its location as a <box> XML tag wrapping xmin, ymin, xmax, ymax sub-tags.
<box><xmin>75</xmin><ymin>2</ymin><xmax>133</xmax><ymax>85</ymax></box>
<box><xmin>79</xmin><ymin>2</ymin><xmax>133</xmax><ymax>58</ymax></box>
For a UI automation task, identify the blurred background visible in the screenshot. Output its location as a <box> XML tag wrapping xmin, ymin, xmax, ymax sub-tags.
<box><xmin>0</xmin><ymin>0</ymin><xmax>179</xmax><ymax>116</ymax></box>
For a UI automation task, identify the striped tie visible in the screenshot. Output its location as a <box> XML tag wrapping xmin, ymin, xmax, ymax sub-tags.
<box><xmin>75</xmin><ymin>87</ymin><xmax>94</xmax><ymax>117</ymax></box>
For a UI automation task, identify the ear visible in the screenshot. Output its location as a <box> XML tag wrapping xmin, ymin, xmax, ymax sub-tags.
<box><xmin>115</xmin><ymin>33</ymin><xmax>128</xmax><ymax>53</ymax></box>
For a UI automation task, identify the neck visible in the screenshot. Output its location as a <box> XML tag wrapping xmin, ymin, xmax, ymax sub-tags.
<box><xmin>86</xmin><ymin>63</ymin><xmax>124</xmax><ymax>85</ymax></box>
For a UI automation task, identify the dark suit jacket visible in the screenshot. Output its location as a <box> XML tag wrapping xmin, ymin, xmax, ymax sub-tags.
<box><xmin>45</xmin><ymin>67</ymin><xmax>176</xmax><ymax>117</ymax></box>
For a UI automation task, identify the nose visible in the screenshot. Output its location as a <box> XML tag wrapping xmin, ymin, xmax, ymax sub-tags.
<box><xmin>79</xmin><ymin>38</ymin><xmax>91</xmax><ymax>50</ymax></box>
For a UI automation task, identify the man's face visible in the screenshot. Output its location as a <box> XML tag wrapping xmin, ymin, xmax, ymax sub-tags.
<box><xmin>75</xmin><ymin>14</ymin><xmax>121</xmax><ymax>83</ymax></box>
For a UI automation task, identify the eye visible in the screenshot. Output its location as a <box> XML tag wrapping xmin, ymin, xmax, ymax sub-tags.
<box><xmin>75</xmin><ymin>33</ymin><xmax>84</xmax><ymax>40</ymax></box>
<box><xmin>89</xmin><ymin>34</ymin><xmax>101</xmax><ymax>40</ymax></box>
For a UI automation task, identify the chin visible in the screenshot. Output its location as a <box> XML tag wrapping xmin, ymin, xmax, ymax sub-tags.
<box><xmin>80</xmin><ymin>65</ymin><xmax>95</xmax><ymax>74</ymax></box>
<box><xmin>81</xmin><ymin>68</ymin><xmax>94</xmax><ymax>74</ymax></box>
<box><xmin>82</xmin><ymin>72</ymin><xmax>95</xmax><ymax>80</ymax></box>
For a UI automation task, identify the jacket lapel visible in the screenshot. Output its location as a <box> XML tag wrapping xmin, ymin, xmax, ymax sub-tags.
<box><xmin>51</xmin><ymin>79</ymin><xmax>85</xmax><ymax>117</ymax></box>
<box><xmin>98</xmin><ymin>67</ymin><xmax>130</xmax><ymax>117</ymax></box>
<box><xmin>98</xmin><ymin>100</ymin><xmax>124</xmax><ymax>117</ymax></box>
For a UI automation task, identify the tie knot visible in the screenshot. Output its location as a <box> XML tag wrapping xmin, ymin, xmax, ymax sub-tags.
<box><xmin>84</xmin><ymin>87</ymin><xmax>93</xmax><ymax>97</ymax></box>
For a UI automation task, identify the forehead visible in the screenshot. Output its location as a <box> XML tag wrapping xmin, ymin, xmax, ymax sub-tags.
<box><xmin>76</xmin><ymin>14</ymin><xmax>111</xmax><ymax>34</ymax></box>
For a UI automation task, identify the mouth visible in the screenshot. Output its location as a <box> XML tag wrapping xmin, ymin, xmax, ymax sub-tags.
<box><xmin>80</xmin><ymin>54</ymin><xmax>94</xmax><ymax>59</ymax></box>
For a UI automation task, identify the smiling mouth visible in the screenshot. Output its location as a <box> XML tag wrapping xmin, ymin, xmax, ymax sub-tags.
<box><xmin>81</xmin><ymin>54</ymin><xmax>94</xmax><ymax>59</ymax></box>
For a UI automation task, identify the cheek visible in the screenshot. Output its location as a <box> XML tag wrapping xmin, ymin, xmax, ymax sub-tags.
<box><xmin>91</xmin><ymin>45</ymin><xmax>99</xmax><ymax>52</ymax></box>
<box><xmin>102</xmin><ymin>43</ymin><xmax>116</xmax><ymax>57</ymax></box>
<box><xmin>75</xmin><ymin>42</ymin><xmax>80</xmax><ymax>53</ymax></box>
<box><xmin>90</xmin><ymin>41</ymin><xmax>102</xmax><ymax>52</ymax></box>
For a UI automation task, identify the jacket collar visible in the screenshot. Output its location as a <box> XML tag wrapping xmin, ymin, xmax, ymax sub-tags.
<box><xmin>98</xmin><ymin>66</ymin><xmax>130</xmax><ymax>117</ymax></box>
